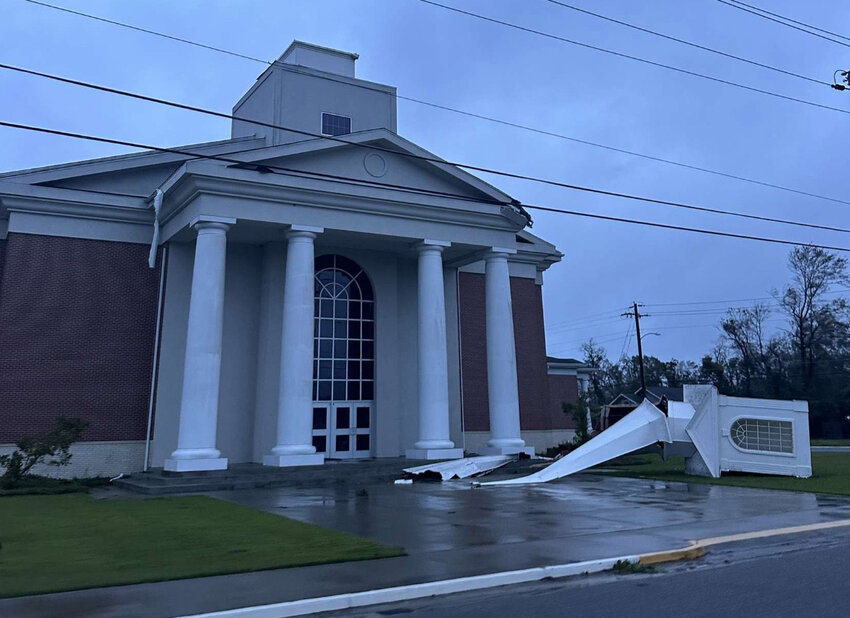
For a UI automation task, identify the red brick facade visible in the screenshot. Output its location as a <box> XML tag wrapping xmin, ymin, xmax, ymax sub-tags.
<box><xmin>0</xmin><ymin>233</ymin><xmax>161</xmax><ymax>443</ymax></box>
<box><xmin>458</xmin><ymin>272</ymin><xmax>563</xmax><ymax>431</ymax></box>
<box><xmin>547</xmin><ymin>374</ymin><xmax>578</xmax><ymax>430</ymax></box>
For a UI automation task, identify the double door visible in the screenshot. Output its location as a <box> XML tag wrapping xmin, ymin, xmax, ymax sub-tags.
<box><xmin>311</xmin><ymin>402</ymin><xmax>372</xmax><ymax>459</ymax></box>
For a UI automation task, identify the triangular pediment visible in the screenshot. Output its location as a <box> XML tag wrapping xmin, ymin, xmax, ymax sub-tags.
<box><xmin>233</xmin><ymin>130</ymin><xmax>516</xmax><ymax>206</ymax></box>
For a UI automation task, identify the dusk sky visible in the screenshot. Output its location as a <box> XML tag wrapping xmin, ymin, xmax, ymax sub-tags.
<box><xmin>3</xmin><ymin>0</ymin><xmax>848</xmax><ymax>363</ymax></box>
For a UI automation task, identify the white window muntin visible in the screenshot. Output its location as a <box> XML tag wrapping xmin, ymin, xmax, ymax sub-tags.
<box><xmin>728</xmin><ymin>416</ymin><xmax>795</xmax><ymax>455</ymax></box>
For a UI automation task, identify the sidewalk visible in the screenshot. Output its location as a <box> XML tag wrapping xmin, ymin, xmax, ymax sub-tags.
<box><xmin>4</xmin><ymin>473</ymin><xmax>850</xmax><ymax>618</ymax></box>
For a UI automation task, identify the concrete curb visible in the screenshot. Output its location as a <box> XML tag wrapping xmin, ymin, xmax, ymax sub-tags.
<box><xmin>638</xmin><ymin>517</ymin><xmax>850</xmax><ymax>566</ymax></box>
<box><xmin>179</xmin><ymin>555</ymin><xmax>640</xmax><ymax>618</ymax></box>
<box><xmin>182</xmin><ymin>517</ymin><xmax>850</xmax><ymax>618</ymax></box>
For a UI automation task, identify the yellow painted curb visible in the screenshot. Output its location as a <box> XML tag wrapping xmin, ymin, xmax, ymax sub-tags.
<box><xmin>637</xmin><ymin>517</ymin><xmax>850</xmax><ymax>567</ymax></box>
<box><xmin>638</xmin><ymin>545</ymin><xmax>705</xmax><ymax>565</ymax></box>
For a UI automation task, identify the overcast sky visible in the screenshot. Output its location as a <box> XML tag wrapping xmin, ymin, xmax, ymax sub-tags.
<box><xmin>2</xmin><ymin>0</ymin><xmax>848</xmax><ymax>363</ymax></box>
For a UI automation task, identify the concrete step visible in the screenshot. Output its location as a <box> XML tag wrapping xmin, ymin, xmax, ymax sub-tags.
<box><xmin>115</xmin><ymin>458</ymin><xmax>430</xmax><ymax>495</ymax></box>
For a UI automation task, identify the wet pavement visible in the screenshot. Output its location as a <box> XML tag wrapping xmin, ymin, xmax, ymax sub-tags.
<box><xmin>4</xmin><ymin>473</ymin><xmax>850</xmax><ymax>617</ymax></box>
<box><xmin>210</xmin><ymin>473</ymin><xmax>850</xmax><ymax>568</ymax></box>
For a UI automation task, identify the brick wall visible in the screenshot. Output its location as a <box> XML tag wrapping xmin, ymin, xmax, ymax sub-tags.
<box><xmin>547</xmin><ymin>374</ymin><xmax>579</xmax><ymax>430</ymax></box>
<box><xmin>458</xmin><ymin>272</ymin><xmax>551</xmax><ymax>431</ymax></box>
<box><xmin>0</xmin><ymin>238</ymin><xmax>6</xmax><ymax>295</ymax></box>
<box><xmin>0</xmin><ymin>233</ymin><xmax>161</xmax><ymax>443</ymax></box>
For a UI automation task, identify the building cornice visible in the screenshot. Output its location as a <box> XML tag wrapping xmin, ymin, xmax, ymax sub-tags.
<box><xmin>158</xmin><ymin>166</ymin><xmax>525</xmax><ymax>238</ymax></box>
<box><xmin>0</xmin><ymin>182</ymin><xmax>152</xmax><ymax>226</ymax></box>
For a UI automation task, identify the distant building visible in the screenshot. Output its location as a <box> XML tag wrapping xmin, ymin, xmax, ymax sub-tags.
<box><xmin>547</xmin><ymin>357</ymin><xmax>597</xmax><ymax>435</ymax></box>
<box><xmin>602</xmin><ymin>386</ymin><xmax>685</xmax><ymax>429</ymax></box>
<box><xmin>0</xmin><ymin>41</ymin><xmax>578</xmax><ymax>476</ymax></box>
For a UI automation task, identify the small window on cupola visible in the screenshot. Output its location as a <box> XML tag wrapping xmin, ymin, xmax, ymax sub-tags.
<box><xmin>321</xmin><ymin>112</ymin><xmax>351</xmax><ymax>136</ymax></box>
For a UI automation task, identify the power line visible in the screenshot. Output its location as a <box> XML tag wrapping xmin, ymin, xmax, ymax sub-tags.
<box><xmin>524</xmin><ymin>202</ymin><xmax>850</xmax><ymax>252</ymax></box>
<box><xmin>546</xmin><ymin>288</ymin><xmax>850</xmax><ymax>335</ymax></box>
<box><xmin>418</xmin><ymin>0</ymin><xmax>850</xmax><ymax>115</ymax></box>
<box><xmin>403</xmin><ymin>95</ymin><xmax>850</xmax><ymax>208</ymax></box>
<box><xmin>4</xmin><ymin>120</ymin><xmax>850</xmax><ymax>254</ymax></box>
<box><xmin>645</xmin><ymin>287</ymin><xmax>850</xmax><ymax>308</ymax></box>
<box><xmin>21</xmin><ymin>1</ymin><xmax>850</xmax><ymax>209</ymax></box>
<box><xmin>22</xmin><ymin>0</ymin><xmax>273</xmax><ymax>63</ymax></box>
<box><xmin>619</xmin><ymin>321</ymin><xmax>633</xmax><ymax>359</ymax></box>
<box><xmin>729</xmin><ymin>1</ymin><xmax>850</xmax><ymax>43</ymax></box>
<box><xmin>546</xmin><ymin>306</ymin><xmax>626</xmax><ymax>328</ymax></box>
<box><xmin>716</xmin><ymin>0</ymin><xmax>850</xmax><ymax>48</ymax></box>
<box><xmin>6</xmin><ymin>63</ymin><xmax>850</xmax><ymax>237</ymax></box>
<box><xmin>545</xmin><ymin>0</ymin><xmax>828</xmax><ymax>86</ymax></box>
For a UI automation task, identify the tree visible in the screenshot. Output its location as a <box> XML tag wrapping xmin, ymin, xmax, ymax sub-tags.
<box><xmin>720</xmin><ymin>304</ymin><xmax>772</xmax><ymax>396</ymax></box>
<box><xmin>0</xmin><ymin>417</ymin><xmax>89</xmax><ymax>488</ymax></box>
<box><xmin>580</xmin><ymin>339</ymin><xmax>619</xmax><ymax>406</ymax></box>
<box><xmin>779</xmin><ymin>246</ymin><xmax>849</xmax><ymax>392</ymax></box>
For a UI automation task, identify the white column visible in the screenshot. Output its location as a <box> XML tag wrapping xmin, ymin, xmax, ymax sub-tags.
<box><xmin>164</xmin><ymin>216</ymin><xmax>235</xmax><ymax>472</ymax></box>
<box><xmin>481</xmin><ymin>249</ymin><xmax>532</xmax><ymax>455</ymax></box>
<box><xmin>264</xmin><ymin>226</ymin><xmax>325</xmax><ymax>467</ymax></box>
<box><xmin>406</xmin><ymin>240</ymin><xmax>463</xmax><ymax>460</ymax></box>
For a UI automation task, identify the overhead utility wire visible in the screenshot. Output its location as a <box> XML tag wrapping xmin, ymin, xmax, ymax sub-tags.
<box><xmin>417</xmin><ymin>0</ymin><xmax>850</xmax><ymax>115</ymax></box>
<box><xmin>726</xmin><ymin>1</ymin><xmax>850</xmax><ymax>43</ymax></box>
<box><xmin>544</xmin><ymin>0</ymin><xmax>828</xmax><ymax>86</ymax></box>
<box><xmin>22</xmin><ymin>0</ymin><xmax>271</xmax><ymax>63</ymax></box>
<box><xmin>4</xmin><ymin>119</ymin><xmax>850</xmax><ymax>254</ymax></box>
<box><xmin>402</xmin><ymin>95</ymin><xmax>850</xmax><ymax>207</ymax></box>
<box><xmin>647</xmin><ymin>288</ymin><xmax>850</xmax><ymax>307</ymax></box>
<box><xmin>547</xmin><ymin>287</ymin><xmax>850</xmax><ymax>331</ymax></box>
<box><xmin>5</xmin><ymin>63</ymin><xmax>850</xmax><ymax>237</ymax></box>
<box><xmin>21</xmin><ymin>1</ymin><xmax>850</xmax><ymax>209</ymax></box>
<box><xmin>716</xmin><ymin>0</ymin><xmax>850</xmax><ymax>48</ymax></box>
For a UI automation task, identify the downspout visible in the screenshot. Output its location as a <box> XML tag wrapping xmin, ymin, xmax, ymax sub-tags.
<box><xmin>143</xmin><ymin>244</ymin><xmax>168</xmax><ymax>471</ymax></box>
<box><xmin>144</xmin><ymin>190</ymin><xmax>166</xmax><ymax>472</ymax></box>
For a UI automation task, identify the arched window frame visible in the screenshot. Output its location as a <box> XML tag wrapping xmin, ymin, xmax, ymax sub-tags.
<box><xmin>312</xmin><ymin>255</ymin><xmax>375</xmax><ymax>403</ymax></box>
<box><xmin>728</xmin><ymin>416</ymin><xmax>795</xmax><ymax>455</ymax></box>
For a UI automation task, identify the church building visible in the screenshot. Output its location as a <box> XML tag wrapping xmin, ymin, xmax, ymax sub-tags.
<box><xmin>0</xmin><ymin>42</ymin><xmax>588</xmax><ymax>475</ymax></box>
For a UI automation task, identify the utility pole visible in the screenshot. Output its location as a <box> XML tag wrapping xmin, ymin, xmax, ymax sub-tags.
<box><xmin>623</xmin><ymin>302</ymin><xmax>649</xmax><ymax>400</ymax></box>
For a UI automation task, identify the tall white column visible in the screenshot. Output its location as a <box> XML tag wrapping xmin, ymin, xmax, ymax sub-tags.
<box><xmin>406</xmin><ymin>240</ymin><xmax>463</xmax><ymax>460</ymax></box>
<box><xmin>165</xmin><ymin>216</ymin><xmax>235</xmax><ymax>472</ymax></box>
<box><xmin>481</xmin><ymin>249</ymin><xmax>532</xmax><ymax>455</ymax></box>
<box><xmin>264</xmin><ymin>225</ymin><xmax>325</xmax><ymax>467</ymax></box>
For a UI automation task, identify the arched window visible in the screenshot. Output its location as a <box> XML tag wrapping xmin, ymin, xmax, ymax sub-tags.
<box><xmin>730</xmin><ymin>418</ymin><xmax>793</xmax><ymax>454</ymax></box>
<box><xmin>313</xmin><ymin>255</ymin><xmax>375</xmax><ymax>402</ymax></box>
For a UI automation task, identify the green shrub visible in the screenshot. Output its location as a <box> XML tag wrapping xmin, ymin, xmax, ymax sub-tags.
<box><xmin>0</xmin><ymin>418</ymin><xmax>89</xmax><ymax>489</ymax></box>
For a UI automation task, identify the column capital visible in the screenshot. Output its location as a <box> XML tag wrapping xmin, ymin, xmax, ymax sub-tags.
<box><xmin>190</xmin><ymin>215</ymin><xmax>236</xmax><ymax>233</ymax></box>
<box><xmin>413</xmin><ymin>239</ymin><xmax>451</xmax><ymax>254</ymax></box>
<box><xmin>288</xmin><ymin>224</ymin><xmax>324</xmax><ymax>238</ymax></box>
<box><xmin>484</xmin><ymin>246</ymin><xmax>517</xmax><ymax>261</ymax></box>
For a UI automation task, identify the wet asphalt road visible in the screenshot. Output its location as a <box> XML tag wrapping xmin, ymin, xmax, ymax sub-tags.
<box><xmin>327</xmin><ymin>529</ymin><xmax>850</xmax><ymax>617</ymax></box>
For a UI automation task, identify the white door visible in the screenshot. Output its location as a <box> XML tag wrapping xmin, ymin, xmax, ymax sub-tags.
<box><xmin>312</xmin><ymin>402</ymin><xmax>372</xmax><ymax>459</ymax></box>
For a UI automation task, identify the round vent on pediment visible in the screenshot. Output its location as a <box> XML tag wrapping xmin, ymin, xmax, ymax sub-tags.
<box><xmin>363</xmin><ymin>153</ymin><xmax>387</xmax><ymax>178</ymax></box>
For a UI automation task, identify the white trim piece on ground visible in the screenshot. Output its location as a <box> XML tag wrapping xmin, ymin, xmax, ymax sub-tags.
<box><xmin>177</xmin><ymin>555</ymin><xmax>639</xmax><ymax>618</ymax></box>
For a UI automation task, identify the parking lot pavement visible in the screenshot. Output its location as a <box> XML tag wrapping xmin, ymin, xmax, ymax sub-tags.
<box><xmin>212</xmin><ymin>473</ymin><xmax>850</xmax><ymax>562</ymax></box>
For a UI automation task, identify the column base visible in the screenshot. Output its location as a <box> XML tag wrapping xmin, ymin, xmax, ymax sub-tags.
<box><xmin>263</xmin><ymin>453</ymin><xmax>325</xmax><ymax>467</ymax></box>
<box><xmin>163</xmin><ymin>457</ymin><xmax>228</xmax><ymax>472</ymax></box>
<box><xmin>405</xmin><ymin>448</ymin><xmax>464</xmax><ymax>461</ymax></box>
<box><xmin>478</xmin><ymin>445</ymin><xmax>536</xmax><ymax>456</ymax></box>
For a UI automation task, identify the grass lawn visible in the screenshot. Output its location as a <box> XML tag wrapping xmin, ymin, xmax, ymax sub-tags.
<box><xmin>811</xmin><ymin>439</ymin><xmax>850</xmax><ymax>446</ymax></box>
<box><xmin>0</xmin><ymin>494</ymin><xmax>402</xmax><ymax>598</ymax></box>
<box><xmin>594</xmin><ymin>452</ymin><xmax>850</xmax><ymax>496</ymax></box>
